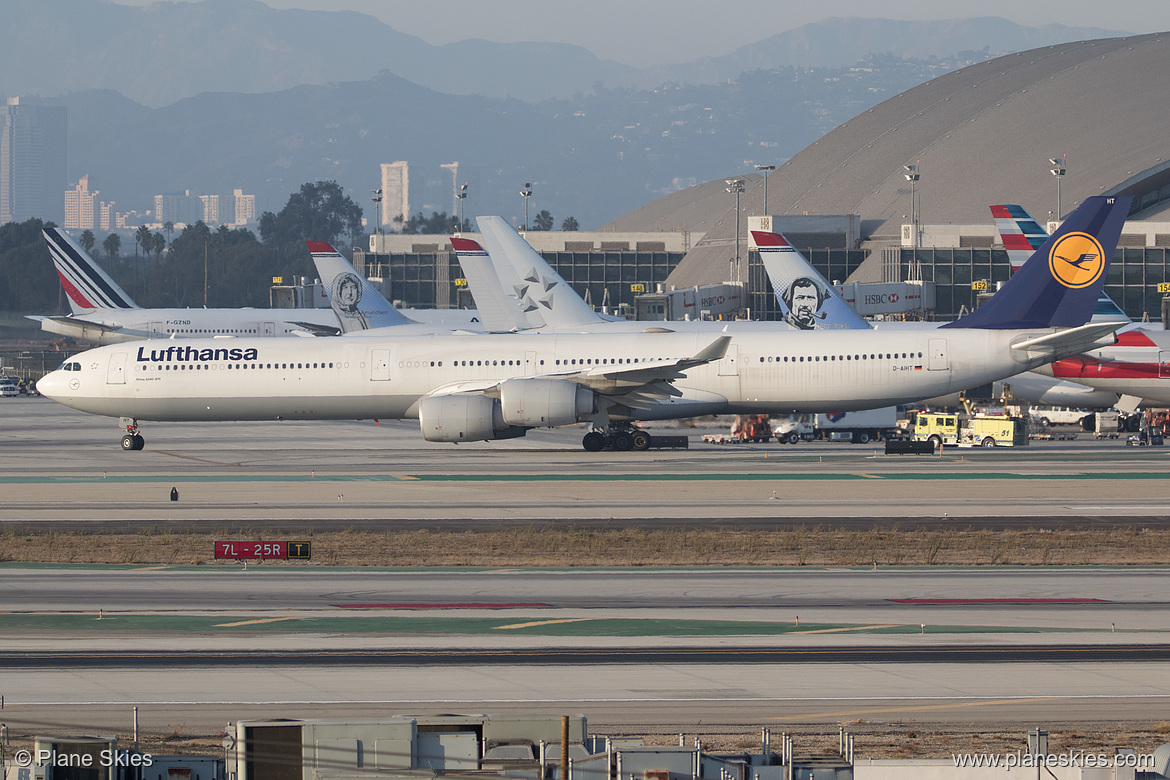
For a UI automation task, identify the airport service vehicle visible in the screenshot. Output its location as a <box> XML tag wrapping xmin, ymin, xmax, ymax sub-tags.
<box><xmin>36</xmin><ymin>197</ymin><xmax>1130</xmax><ymax>452</ymax></box>
<box><xmin>913</xmin><ymin>411</ymin><xmax>1029</xmax><ymax>448</ymax></box>
<box><xmin>0</xmin><ymin>380</ymin><xmax>18</xmax><ymax>397</ymax></box>
<box><xmin>731</xmin><ymin>414</ymin><xmax>773</xmax><ymax>443</ymax></box>
<box><xmin>1031</xmin><ymin>405</ymin><xmax>1094</xmax><ymax>427</ymax></box>
<box><xmin>1079</xmin><ymin>410</ymin><xmax>1140</xmax><ymax>436</ymax></box>
<box><xmin>772</xmin><ymin>409</ymin><xmax>900</xmax><ymax>444</ymax></box>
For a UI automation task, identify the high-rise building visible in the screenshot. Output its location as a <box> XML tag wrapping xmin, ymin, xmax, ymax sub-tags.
<box><xmin>64</xmin><ymin>174</ymin><xmax>98</xmax><ymax>230</ymax></box>
<box><xmin>100</xmin><ymin>201</ymin><xmax>115</xmax><ymax>231</ymax></box>
<box><xmin>199</xmin><ymin>194</ymin><xmax>219</xmax><ymax>224</ymax></box>
<box><xmin>232</xmin><ymin>188</ymin><xmax>255</xmax><ymax>226</ymax></box>
<box><xmin>380</xmin><ymin>161</ymin><xmax>409</xmax><ymax>231</ymax></box>
<box><xmin>1</xmin><ymin>97</ymin><xmax>67</xmax><ymax>225</ymax></box>
<box><xmin>154</xmin><ymin>190</ymin><xmax>203</xmax><ymax>226</ymax></box>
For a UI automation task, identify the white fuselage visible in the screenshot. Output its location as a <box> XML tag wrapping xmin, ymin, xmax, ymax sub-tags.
<box><xmin>40</xmin><ymin>307</ymin><xmax>345</xmax><ymax>344</ymax></box>
<box><xmin>41</xmin><ymin>327</ymin><xmax>1065</xmax><ymax>426</ymax></box>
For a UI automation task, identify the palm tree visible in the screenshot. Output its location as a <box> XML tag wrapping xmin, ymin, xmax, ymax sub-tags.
<box><xmin>80</xmin><ymin>230</ymin><xmax>96</xmax><ymax>254</ymax></box>
<box><xmin>532</xmin><ymin>209</ymin><xmax>554</xmax><ymax>231</ymax></box>
<box><xmin>560</xmin><ymin>216</ymin><xmax>580</xmax><ymax>231</ymax></box>
<box><xmin>136</xmin><ymin>225</ymin><xmax>151</xmax><ymax>260</ymax></box>
<box><xmin>102</xmin><ymin>233</ymin><xmax>121</xmax><ymax>261</ymax></box>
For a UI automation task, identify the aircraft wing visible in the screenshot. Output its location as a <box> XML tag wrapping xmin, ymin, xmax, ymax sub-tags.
<box><xmin>423</xmin><ymin>336</ymin><xmax>731</xmax><ymax>406</ymax></box>
<box><xmin>1011</xmin><ymin>322</ymin><xmax>1123</xmax><ymax>361</ymax></box>
<box><xmin>287</xmin><ymin>321</ymin><xmax>342</xmax><ymax>337</ymax></box>
<box><xmin>36</xmin><ymin>315</ymin><xmax>124</xmax><ymax>335</ymax></box>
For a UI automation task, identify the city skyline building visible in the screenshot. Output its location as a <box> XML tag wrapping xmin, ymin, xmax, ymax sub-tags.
<box><xmin>232</xmin><ymin>188</ymin><xmax>255</xmax><ymax>226</ymax></box>
<box><xmin>1</xmin><ymin>97</ymin><xmax>67</xmax><ymax>225</ymax></box>
<box><xmin>63</xmin><ymin>174</ymin><xmax>98</xmax><ymax>230</ymax></box>
<box><xmin>379</xmin><ymin>161</ymin><xmax>409</xmax><ymax>231</ymax></box>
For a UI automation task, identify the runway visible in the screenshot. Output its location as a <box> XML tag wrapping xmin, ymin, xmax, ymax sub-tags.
<box><xmin>4</xmin><ymin>401</ymin><xmax>1170</xmax><ymax>741</ymax></box>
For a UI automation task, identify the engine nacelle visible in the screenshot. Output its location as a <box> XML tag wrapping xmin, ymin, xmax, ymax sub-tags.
<box><xmin>418</xmin><ymin>393</ymin><xmax>526</xmax><ymax>442</ymax></box>
<box><xmin>499</xmin><ymin>377</ymin><xmax>594</xmax><ymax>427</ymax></box>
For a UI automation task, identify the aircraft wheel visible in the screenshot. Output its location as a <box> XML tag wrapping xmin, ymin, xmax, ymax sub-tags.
<box><xmin>582</xmin><ymin>431</ymin><xmax>606</xmax><ymax>452</ymax></box>
<box><xmin>121</xmin><ymin>434</ymin><xmax>137</xmax><ymax>451</ymax></box>
<box><xmin>631</xmin><ymin>430</ymin><xmax>651</xmax><ymax>451</ymax></box>
<box><xmin>133</xmin><ymin>434</ymin><xmax>145</xmax><ymax>450</ymax></box>
<box><xmin>612</xmin><ymin>432</ymin><xmax>634</xmax><ymax>451</ymax></box>
<box><xmin>981</xmin><ymin>437</ymin><xmax>996</xmax><ymax>448</ymax></box>
<box><xmin>856</xmin><ymin>431</ymin><xmax>871</xmax><ymax>444</ymax></box>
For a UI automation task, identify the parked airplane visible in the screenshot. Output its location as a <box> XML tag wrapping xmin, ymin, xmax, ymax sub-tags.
<box><xmin>993</xmin><ymin>204</ymin><xmax>1170</xmax><ymax>412</ymax></box>
<box><xmin>37</xmin><ymin>196</ymin><xmax>1130</xmax><ymax>452</ymax></box>
<box><xmin>32</xmin><ymin>228</ymin><xmax>349</xmax><ymax>343</ymax></box>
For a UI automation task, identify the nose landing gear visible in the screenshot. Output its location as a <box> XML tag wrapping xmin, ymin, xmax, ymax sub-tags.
<box><xmin>119</xmin><ymin>417</ymin><xmax>145</xmax><ymax>451</ymax></box>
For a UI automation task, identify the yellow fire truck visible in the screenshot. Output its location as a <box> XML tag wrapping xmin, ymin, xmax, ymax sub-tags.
<box><xmin>913</xmin><ymin>411</ymin><xmax>1029</xmax><ymax>449</ymax></box>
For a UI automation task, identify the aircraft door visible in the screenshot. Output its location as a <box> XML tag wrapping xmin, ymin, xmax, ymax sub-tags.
<box><xmin>263</xmin><ymin>321</ymin><xmax>276</xmax><ymax>336</ymax></box>
<box><xmin>371</xmin><ymin>349</ymin><xmax>391</xmax><ymax>381</ymax></box>
<box><xmin>524</xmin><ymin>351</ymin><xmax>537</xmax><ymax>376</ymax></box>
<box><xmin>106</xmin><ymin>352</ymin><xmax>127</xmax><ymax>384</ymax></box>
<box><xmin>149</xmin><ymin>322</ymin><xmax>164</xmax><ymax>338</ymax></box>
<box><xmin>717</xmin><ymin>344</ymin><xmax>739</xmax><ymax>376</ymax></box>
<box><xmin>1160</xmin><ymin>351</ymin><xmax>1170</xmax><ymax>378</ymax></box>
<box><xmin>927</xmin><ymin>338</ymin><xmax>949</xmax><ymax>371</ymax></box>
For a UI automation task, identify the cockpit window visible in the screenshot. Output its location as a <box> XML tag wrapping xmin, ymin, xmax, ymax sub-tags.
<box><xmin>58</xmin><ymin>361</ymin><xmax>81</xmax><ymax>371</ymax></box>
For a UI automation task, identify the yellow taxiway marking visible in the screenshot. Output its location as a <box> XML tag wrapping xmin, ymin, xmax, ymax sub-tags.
<box><xmin>494</xmin><ymin>618</ymin><xmax>594</xmax><ymax>630</ymax></box>
<box><xmin>393</xmin><ymin>475</ymin><xmax>420</xmax><ymax>481</ymax></box>
<box><xmin>788</xmin><ymin>624</ymin><xmax>902</xmax><ymax>634</ymax></box>
<box><xmin>131</xmin><ymin>566</ymin><xmax>170</xmax><ymax>572</ymax></box>
<box><xmin>854</xmin><ymin>473</ymin><xmax>885</xmax><ymax>479</ymax></box>
<box><xmin>772</xmin><ymin>697</ymin><xmax>1065</xmax><ymax>720</ymax></box>
<box><xmin>214</xmin><ymin>617</ymin><xmax>304</xmax><ymax>628</ymax></box>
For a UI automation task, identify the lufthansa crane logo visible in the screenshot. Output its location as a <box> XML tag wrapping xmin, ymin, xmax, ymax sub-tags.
<box><xmin>1048</xmin><ymin>232</ymin><xmax>1106</xmax><ymax>289</ymax></box>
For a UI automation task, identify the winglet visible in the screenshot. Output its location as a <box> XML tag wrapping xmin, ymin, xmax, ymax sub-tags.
<box><xmin>679</xmin><ymin>335</ymin><xmax>732</xmax><ymax>369</ymax></box>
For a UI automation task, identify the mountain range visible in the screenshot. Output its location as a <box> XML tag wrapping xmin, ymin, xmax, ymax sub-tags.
<box><xmin>0</xmin><ymin>0</ymin><xmax>1130</xmax><ymax>230</ymax></box>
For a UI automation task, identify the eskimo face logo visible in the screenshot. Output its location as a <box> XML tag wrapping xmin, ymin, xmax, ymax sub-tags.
<box><xmin>1048</xmin><ymin>232</ymin><xmax>1105</xmax><ymax>289</ymax></box>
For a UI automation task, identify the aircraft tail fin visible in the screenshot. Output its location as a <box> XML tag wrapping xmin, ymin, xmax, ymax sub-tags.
<box><xmin>43</xmin><ymin>228</ymin><xmax>138</xmax><ymax>313</ymax></box>
<box><xmin>991</xmin><ymin>204</ymin><xmax>1130</xmax><ymax>324</ymax></box>
<box><xmin>449</xmin><ymin>237</ymin><xmax>533</xmax><ymax>332</ymax></box>
<box><xmin>944</xmin><ymin>195</ymin><xmax>1131</xmax><ymax>330</ymax></box>
<box><xmin>306</xmin><ymin>241</ymin><xmax>414</xmax><ymax>332</ymax></box>
<box><xmin>476</xmin><ymin>216</ymin><xmax>606</xmax><ymax>328</ymax></box>
<box><xmin>751</xmin><ymin>230</ymin><xmax>870</xmax><ymax>330</ymax></box>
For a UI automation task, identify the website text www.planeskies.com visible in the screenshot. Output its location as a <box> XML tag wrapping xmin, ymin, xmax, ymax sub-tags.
<box><xmin>953</xmin><ymin>750</ymin><xmax>1154</xmax><ymax>769</ymax></box>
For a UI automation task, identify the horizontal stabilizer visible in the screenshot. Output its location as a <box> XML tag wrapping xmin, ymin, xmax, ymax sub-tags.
<box><xmin>1011</xmin><ymin>322</ymin><xmax>1122</xmax><ymax>360</ymax></box>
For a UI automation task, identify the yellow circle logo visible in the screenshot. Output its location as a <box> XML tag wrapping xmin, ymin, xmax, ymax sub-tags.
<box><xmin>1048</xmin><ymin>232</ymin><xmax>1106</xmax><ymax>289</ymax></box>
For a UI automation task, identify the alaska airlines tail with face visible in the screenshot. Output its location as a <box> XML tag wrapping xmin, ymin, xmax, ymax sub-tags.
<box><xmin>43</xmin><ymin>228</ymin><xmax>138</xmax><ymax>314</ymax></box>
<box><xmin>306</xmin><ymin>241</ymin><xmax>414</xmax><ymax>332</ymax></box>
<box><xmin>945</xmin><ymin>195</ymin><xmax>1131</xmax><ymax>330</ymax></box>
<box><xmin>751</xmin><ymin>230</ymin><xmax>870</xmax><ymax>331</ymax></box>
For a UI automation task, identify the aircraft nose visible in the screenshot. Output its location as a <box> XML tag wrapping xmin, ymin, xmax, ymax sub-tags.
<box><xmin>36</xmin><ymin>370</ymin><xmax>69</xmax><ymax>399</ymax></box>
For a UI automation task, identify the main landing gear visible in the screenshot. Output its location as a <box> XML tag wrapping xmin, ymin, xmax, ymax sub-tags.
<box><xmin>119</xmin><ymin>417</ymin><xmax>145</xmax><ymax>451</ymax></box>
<box><xmin>582</xmin><ymin>424</ymin><xmax>652</xmax><ymax>452</ymax></box>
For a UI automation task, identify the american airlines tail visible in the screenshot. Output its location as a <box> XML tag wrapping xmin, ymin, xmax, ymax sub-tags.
<box><xmin>751</xmin><ymin>230</ymin><xmax>870</xmax><ymax>331</ymax></box>
<box><xmin>306</xmin><ymin>241</ymin><xmax>414</xmax><ymax>332</ymax></box>
<box><xmin>946</xmin><ymin>195</ymin><xmax>1130</xmax><ymax>333</ymax></box>
<box><xmin>992</xmin><ymin>204</ymin><xmax>1129</xmax><ymax>324</ymax></box>
<box><xmin>43</xmin><ymin>228</ymin><xmax>138</xmax><ymax>313</ymax></box>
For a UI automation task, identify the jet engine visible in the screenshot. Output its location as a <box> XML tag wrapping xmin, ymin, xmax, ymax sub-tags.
<box><xmin>499</xmin><ymin>377</ymin><xmax>594</xmax><ymax>427</ymax></box>
<box><xmin>418</xmin><ymin>393</ymin><xmax>527</xmax><ymax>442</ymax></box>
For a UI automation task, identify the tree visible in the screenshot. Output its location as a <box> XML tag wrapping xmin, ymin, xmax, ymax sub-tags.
<box><xmin>135</xmin><ymin>225</ymin><xmax>151</xmax><ymax>260</ymax></box>
<box><xmin>259</xmin><ymin>181</ymin><xmax>364</xmax><ymax>262</ymax></box>
<box><xmin>403</xmin><ymin>211</ymin><xmax>459</xmax><ymax>235</ymax></box>
<box><xmin>532</xmin><ymin>210</ymin><xmax>554</xmax><ymax>231</ymax></box>
<box><xmin>560</xmin><ymin>216</ymin><xmax>580</xmax><ymax>231</ymax></box>
<box><xmin>80</xmin><ymin>230</ymin><xmax>95</xmax><ymax>254</ymax></box>
<box><xmin>103</xmin><ymin>233</ymin><xmax>121</xmax><ymax>261</ymax></box>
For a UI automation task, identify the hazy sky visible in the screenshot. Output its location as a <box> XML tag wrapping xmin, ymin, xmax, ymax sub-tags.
<box><xmin>111</xmin><ymin>0</ymin><xmax>1170</xmax><ymax>67</ymax></box>
<box><xmin>113</xmin><ymin>0</ymin><xmax>1169</xmax><ymax>67</ymax></box>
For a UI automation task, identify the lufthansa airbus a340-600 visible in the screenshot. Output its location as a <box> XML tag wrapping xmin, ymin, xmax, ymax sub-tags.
<box><xmin>38</xmin><ymin>196</ymin><xmax>1131</xmax><ymax>453</ymax></box>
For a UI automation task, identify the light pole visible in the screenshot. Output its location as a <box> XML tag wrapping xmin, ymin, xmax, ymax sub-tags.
<box><xmin>371</xmin><ymin>188</ymin><xmax>383</xmax><ymax>246</ymax></box>
<box><xmin>1050</xmin><ymin>155</ymin><xmax>1066</xmax><ymax>220</ymax></box>
<box><xmin>456</xmin><ymin>183</ymin><xmax>468</xmax><ymax>233</ymax></box>
<box><xmin>520</xmin><ymin>182</ymin><xmax>532</xmax><ymax>231</ymax></box>
<box><xmin>725</xmin><ymin>178</ymin><xmax>745</xmax><ymax>283</ymax></box>
<box><xmin>903</xmin><ymin>163</ymin><xmax>920</xmax><ymax>250</ymax></box>
<box><xmin>754</xmin><ymin>164</ymin><xmax>775</xmax><ymax>215</ymax></box>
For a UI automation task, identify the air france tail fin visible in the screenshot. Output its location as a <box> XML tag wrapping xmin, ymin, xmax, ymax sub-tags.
<box><xmin>449</xmin><ymin>237</ymin><xmax>533</xmax><ymax>332</ymax></box>
<box><xmin>944</xmin><ymin>195</ymin><xmax>1132</xmax><ymax>330</ymax></box>
<box><xmin>43</xmin><ymin>228</ymin><xmax>138</xmax><ymax>313</ymax></box>
<box><xmin>991</xmin><ymin>204</ymin><xmax>1130</xmax><ymax>324</ymax></box>
<box><xmin>476</xmin><ymin>216</ymin><xmax>608</xmax><ymax>329</ymax></box>
<box><xmin>751</xmin><ymin>230</ymin><xmax>870</xmax><ymax>331</ymax></box>
<box><xmin>306</xmin><ymin>241</ymin><xmax>414</xmax><ymax>332</ymax></box>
